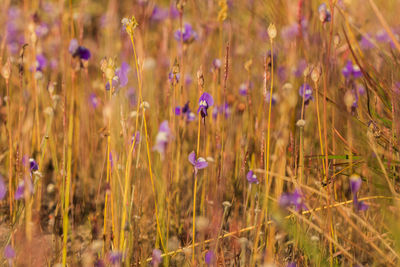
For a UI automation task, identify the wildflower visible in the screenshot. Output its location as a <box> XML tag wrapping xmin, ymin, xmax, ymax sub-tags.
<box><xmin>298</xmin><ymin>83</ymin><xmax>313</xmax><ymax>104</ymax></box>
<box><xmin>36</xmin><ymin>54</ymin><xmax>47</xmax><ymax>71</ymax></box>
<box><xmin>205</xmin><ymin>250</ymin><xmax>215</xmax><ymax>265</ymax></box>
<box><xmin>342</xmin><ymin>60</ymin><xmax>362</xmax><ymax>80</ymax></box>
<box><xmin>68</xmin><ymin>39</ymin><xmax>91</xmax><ymax>60</ymax></box>
<box><xmin>318</xmin><ymin>3</ymin><xmax>331</xmax><ymax>23</ymax></box>
<box><xmin>106</xmin><ymin>62</ymin><xmax>130</xmax><ymax>90</ymax></box>
<box><xmin>239</xmin><ymin>83</ymin><xmax>248</xmax><ymax>96</ymax></box>
<box><xmin>89</xmin><ymin>93</ymin><xmax>99</xmax><ymax>109</ymax></box>
<box><xmin>35</xmin><ymin>22</ymin><xmax>49</xmax><ymax>38</ymax></box>
<box><xmin>153</xmin><ymin>121</ymin><xmax>172</xmax><ymax>157</ymax></box>
<box><xmin>29</xmin><ymin>158</ymin><xmax>38</xmax><ymax>172</ymax></box>
<box><xmin>174</xmin><ymin>23</ymin><xmax>198</xmax><ymax>43</ymax></box>
<box><xmin>121</xmin><ymin>16</ymin><xmax>139</xmax><ymax>36</ymax></box>
<box><xmin>246</xmin><ymin>170</ymin><xmax>259</xmax><ymax>184</ymax></box>
<box><xmin>279</xmin><ymin>189</ymin><xmax>307</xmax><ymax>212</ymax></box>
<box><xmin>168</xmin><ymin>71</ymin><xmax>180</xmax><ymax>85</ymax></box>
<box><xmin>150</xmin><ymin>6</ymin><xmax>169</xmax><ymax>22</ymax></box>
<box><xmin>213</xmin><ymin>58</ymin><xmax>222</xmax><ymax>69</ymax></box>
<box><xmin>350</xmin><ymin>174</ymin><xmax>368</xmax><ymax>211</ymax></box>
<box><xmin>265</xmin><ymin>92</ymin><xmax>277</xmax><ymax>105</ymax></box>
<box><xmin>4</xmin><ymin>245</ymin><xmax>15</xmax><ymax>259</ymax></box>
<box><xmin>151</xmin><ymin>249</ymin><xmax>162</xmax><ymax>266</ymax></box>
<box><xmin>108</xmin><ymin>251</ymin><xmax>123</xmax><ymax>265</ymax></box>
<box><xmin>0</xmin><ymin>175</ymin><xmax>6</xmax><ymax>200</ymax></box>
<box><xmin>188</xmin><ymin>151</ymin><xmax>208</xmax><ymax>175</ymax></box>
<box><xmin>212</xmin><ymin>103</ymin><xmax>231</xmax><ymax>119</ymax></box>
<box><xmin>15</xmin><ymin>181</ymin><xmax>25</xmax><ymax>200</ymax></box>
<box><xmin>359</xmin><ymin>34</ymin><xmax>374</xmax><ymax>50</ymax></box>
<box><xmin>197</xmin><ymin>92</ymin><xmax>214</xmax><ymax>119</ymax></box>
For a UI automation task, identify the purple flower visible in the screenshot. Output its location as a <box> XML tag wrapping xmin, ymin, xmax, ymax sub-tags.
<box><xmin>265</xmin><ymin>92</ymin><xmax>277</xmax><ymax>105</ymax></box>
<box><xmin>318</xmin><ymin>3</ymin><xmax>331</xmax><ymax>23</ymax></box>
<box><xmin>131</xmin><ymin>131</ymin><xmax>140</xmax><ymax>148</ymax></box>
<box><xmin>175</xmin><ymin>106</ymin><xmax>182</xmax><ymax>115</ymax></box>
<box><xmin>36</xmin><ymin>54</ymin><xmax>47</xmax><ymax>71</ymax></box>
<box><xmin>239</xmin><ymin>83</ymin><xmax>248</xmax><ymax>96</ymax></box>
<box><xmin>150</xmin><ymin>6</ymin><xmax>169</xmax><ymax>22</ymax></box>
<box><xmin>279</xmin><ymin>189</ymin><xmax>307</xmax><ymax>212</ymax></box>
<box><xmin>35</xmin><ymin>22</ymin><xmax>49</xmax><ymax>38</ymax></box>
<box><xmin>359</xmin><ymin>34</ymin><xmax>374</xmax><ymax>50</ymax></box>
<box><xmin>197</xmin><ymin>92</ymin><xmax>214</xmax><ymax>118</ymax></box>
<box><xmin>205</xmin><ymin>250</ymin><xmax>215</xmax><ymax>265</ymax></box>
<box><xmin>151</xmin><ymin>249</ymin><xmax>162</xmax><ymax>266</ymax></box>
<box><xmin>153</xmin><ymin>121</ymin><xmax>172</xmax><ymax>157</ymax></box>
<box><xmin>168</xmin><ymin>71</ymin><xmax>180</xmax><ymax>84</ymax></box>
<box><xmin>89</xmin><ymin>93</ymin><xmax>99</xmax><ymax>108</ymax></box>
<box><xmin>350</xmin><ymin>174</ymin><xmax>368</xmax><ymax>211</ymax></box>
<box><xmin>4</xmin><ymin>245</ymin><xmax>15</xmax><ymax>259</ymax></box>
<box><xmin>0</xmin><ymin>176</ymin><xmax>6</xmax><ymax>200</ymax></box>
<box><xmin>294</xmin><ymin>59</ymin><xmax>307</xmax><ymax>77</ymax></box>
<box><xmin>108</xmin><ymin>251</ymin><xmax>123</xmax><ymax>265</ymax></box>
<box><xmin>299</xmin><ymin>83</ymin><xmax>313</xmax><ymax>103</ymax></box>
<box><xmin>69</xmin><ymin>39</ymin><xmax>91</xmax><ymax>60</ymax></box>
<box><xmin>212</xmin><ymin>104</ymin><xmax>231</xmax><ymax>119</ymax></box>
<box><xmin>174</xmin><ymin>23</ymin><xmax>198</xmax><ymax>43</ymax></box>
<box><xmin>106</xmin><ymin>62</ymin><xmax>130</xmax><ymax>90</ymax></box>
<box><xmin>29</xmin><ymin>158</ymin><xmax>38</xmax><ymax>172</ymax></box>
<box><xmin>342</xmin><ymin>60</ymin><xmax>362</xmax><ymax>80</ymax></box>
<box><xmin>188</xmin><ymin>151</ymin><xmax>208</xmax><ymax>175</ymax></box>
<box><xmin>287</xmin><ymin>263</ymin><xmax>296</xmax><ymax>267</ymax></box>
<box><xmin>246</xmin><ymin>170</ymin><xmax>259</xmax><ymax>184</ymax></box>
<box><xmin>213</xmin><ymin>58</ymin><xmax>222</xmax><ymax>69</ymax></box>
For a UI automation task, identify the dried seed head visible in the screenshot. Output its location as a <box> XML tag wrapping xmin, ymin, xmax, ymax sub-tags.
<box><xmin>222</xmin><ymin>201</ymin><xmax>232</xmax><ymax>208</ymax></box>
<box><xmin>197</xmin><ymin>69</ymin><xmax>204</xmax><ymax>88</ymax></box>
<box><xmin>122</xmin><ymin>16</ymin><xmax>138</xmax><ymax>36</ymax></box>
<box><xmin>267</xmin><ymin>23</ymin><xmax>277</xmax><ymax>40</ymax></box>
<box><xmin>218</xmin><ymin>0</ymin><xmax>228</xmax><ymax>22</ymax></box>
<box><xmin>1</xmin><ymin>59</ymin><xmax>11</xmax><ymax>80</ymax></box>
<box><xmin>244</xmin><ymin>59</ymin><xmax>252</xmax><ymax>72</ymax></box>
<box><xmin>311</xmin><ymin>65</ymin><xmax>321</xmax><ymax>83</ymax></box>
<box><xmin>296</xmin><ymin>119</ymin><xmax>306</xmax><ymax>128</ymax></box>
<box><xmin>344</xmin><ymin>90</ymin><xmax>355</xmax><ymax>109</ymax></box>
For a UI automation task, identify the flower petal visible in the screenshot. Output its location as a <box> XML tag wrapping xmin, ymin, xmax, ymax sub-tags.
<box><xmin>188</xmin><ymin>151</ymin><xmax>196</xmax><ymax>166</ymax></box>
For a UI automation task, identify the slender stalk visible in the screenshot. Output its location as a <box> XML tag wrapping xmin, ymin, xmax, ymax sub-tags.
<box><xmin>193</xmin><ymin>116</ymin><xmax>201</xmax><ymax>264</ymax></box>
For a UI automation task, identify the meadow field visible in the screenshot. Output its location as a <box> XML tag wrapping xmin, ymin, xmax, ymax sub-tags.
<box><xmin>1</xmin><ymin>0</ymin><xmax>400</xmax><ymax>266</ymax></box>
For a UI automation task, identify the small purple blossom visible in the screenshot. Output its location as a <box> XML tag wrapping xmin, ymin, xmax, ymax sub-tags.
<box><xmin>106</xmin><ymin>62</ymin><xmax>130</xmax><ymax>90</ymax></box>
<box><xmin>318</xmin><ymin>3</ymin><xmax>331</xmax><ymax>23</ymax></box>
<box><xmin>246</xmin><ymin>170</ymin><xmax>259</xmax><ymax>184</ymax></box>
<box><xmin>151</xmin><ymin>249</ymin><xmax>162</xmax><ymax>266</ymax></box>
<box><xmin>350</xmin><ymin>174</ymin><xmax>368</xmax><ymax>211</ymax></box>
<box><xmin>168</xmin><ymin>71</ymin><xmax>180</xmax><ymax>84</ymax></box>
<box><xmin>36</xmin><ymin>54</ymin><xmax>47</xmax><ymax>71</ymax></box>
<box><xmin>108</xmin><ymin>251</ymin><xmax>123</xmax><ymax>265</ymax></box>
<box><xmin>359</xmin><ymin>34</ymin><xmax>374</xmax><ymax>50</ymax></box>
<box><xmin>0</xmin><ymin>176</ymin><xmax>6</xmax><ymax>200</ymax></box>
<box><xmin>153</xmin><ymin>121</ymin><xmax>172</xmax><ymax>157</ymax></box>
<box><xmin>15</xmin><ymin>181</ymin><xmax>25</xmax><ymax>200</ymax></box>
<box><xmin>69</xmin><ymin>39</ymin><xmax>91</xmax><ymax>60</ymax></box>
<box><xmin>279</xmin><ymin>189</ymin><xmax>307</xmax><ymax>212</ymax></box>
<box><xmin>4</xmin><ymin>245</ymin><xmax>15</xmax><ymax>259</ymax></box>
<box><xmin>35</xmin><ymin>22</ymin><xmax>49</xmax><ymax>38</ymax></box>
<box><xmin>198</xmin><ymin>92</ymin><xmax>214</xmax><ymax>119</ymax></box>
<box><xmin>150</xmin><ymin>6</ymin><xmax>169</xmax><ymax>22</ymax></box>
<box><xmin>205</xmin><ymin>250</ymin><xmax>215</xmax><ymax>265</ymax></box>
<box><xmin>188</xmin><ymin>151</ymin><xmax>208</xmax><ymax>175</ymax></box>
<box><xmin>299</xmin><ymin>83</ymin><xmax>313</xmax><ymax>104</ymax></box>
<box><xmin>265</xmin><ymin>92</ymin><xmax>277</xmax><ymax>105</ymax></box>
<box><xmin>89</xmin><ymin>93</ymin><xmax>99</xmax><ymax>108</ymax></box>
<box><xmin>239</xmin><ymin>83</ymin><xmax>248</xmax><ymax>96</ymax></box>
<box><xmin>342</xmin><ymin>60</ymin><xmax>362</xmax><ymax>80</ymax></box>
<box><xmin>29</xmin><ymin>158</ymin><xmax>38</xmax><ymax>172</ymax></box>
<box><xmin>213</xmin><ymin>58</ymin><xmax>222</xmax><ymax>69</ymax></box>
<box><xmin>174</xmin><ymin>23</ymin><xmax>198</xmax><ymax>43</ymax></box>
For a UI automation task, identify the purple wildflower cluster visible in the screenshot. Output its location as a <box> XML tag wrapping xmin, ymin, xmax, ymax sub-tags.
<box><xmin>350</xmin><ymin>174</ymin><xmax>368</xmax><ymax>211</ymax></box>
<box><xmin>299</xmin><ymin>83</ymin><xmax>313</xmax><ymax>104</ymax></box>
<box><xmin>175</xmin><ymin>102</ymin><xmax>196</xmax><ymax>122</ymax></box>
<box><xmin>69</xmin><ymin>39</ymin><xmax>91</xmax><ymax>60</ymax></box>
<box><xmin>279</xmin><ymin>189</ymin><xmax>307</xmax><ymax>212</ymax></box>
<box><xmin>198</xmin><ymin>92</ymin><xmax>214</xmax><ymax>119</ymax></box>
<box><xmin>174</xmin><ymin>23</ymin><xmax>198</xmax><ymax>44</ymax></box>
<box><xmin>246</xmin><ymin>170</ymin><xmax>259</xmax><ymax>184</ymax></box>
<box><xmin>106</xmin><ymin>62</ymin><xmax>131</xmax><ymax>90</ymax></box>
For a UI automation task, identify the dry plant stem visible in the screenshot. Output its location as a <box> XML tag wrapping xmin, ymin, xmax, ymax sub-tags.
<box><xmin>143</xmin><ymin>108</ymin><xmax>166</xmax><ymax>251</ymax></box>
<box><xmin>119</xmin><ymin>34</ymin><xmax>144</xmax><ymax>253</ymax></box>
<box><xmin>192</xmin><ymin>115</ymin><xmax>201</xmax><ymax>264</ymax></box>
<box><xmin>314</xmin><ymin>81</ymin><xmax>327</xmax><ymax>179</ymax></box>
<box><xmin>102</xmin><ymin>79</ymin><xmax>113</xmax><ymax>253</ymax></box>
<box><xmin>62</xmin><ymin>75</ymin><xmax>76</xmax><ymax>267</ymax></box>
<box><xmin>142</xmin><ymin>195</ymin><xmax>391</xmax><ymax>264</ymax></box>
<box><xmin>252</xmin><ymin>39</ymin><xmax>274</xmax><ymax>266</ymax></box>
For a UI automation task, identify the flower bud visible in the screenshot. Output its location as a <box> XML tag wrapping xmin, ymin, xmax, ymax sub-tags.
<box><xmin>267</xmin><ymin>23</ymin><xmax>277</xmax><ymax>39</ymax></box>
